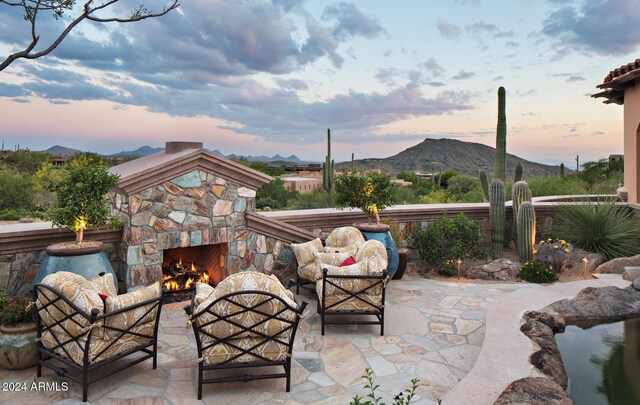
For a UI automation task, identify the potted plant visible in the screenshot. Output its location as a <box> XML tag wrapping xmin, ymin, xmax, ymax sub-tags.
<box><xmin>335</xmin><ymin>171</ymin><xmax>400</xmax><ymax>277</ymax></box>
<box><xmin>0</xmin><ymin>289</ymin><xmax>37</xmax><ymax>369</ymax></box>
<box><xmin>33</xmin><ymin>153</ymin><xmax>121</xmax><ymax>285</ymax></box>
<box><xmin>388</xmin><ymin>220</ymin><xmax>409</xmax><ymax>280</ymax></box>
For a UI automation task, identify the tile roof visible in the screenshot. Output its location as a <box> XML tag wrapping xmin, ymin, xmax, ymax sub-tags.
<box><xmin>602</xmin><ymin>58</ymin><xmax>640</xmax><ymax>84</ymax></box>
<box><xmin>592</xmin><ymin>58</ymin><xmax>640</xmax><ymax>105</ymax></box>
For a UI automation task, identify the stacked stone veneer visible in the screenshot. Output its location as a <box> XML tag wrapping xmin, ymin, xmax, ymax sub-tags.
<box><xmin>113</xmin><ymin>169</ymin><xmax>293</xmax><ymax>288</ymax></box>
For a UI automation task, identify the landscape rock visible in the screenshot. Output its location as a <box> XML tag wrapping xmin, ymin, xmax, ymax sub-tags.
<box><xmin>595</xmin><ymin>254</ymin><xmax>640</xmax><ymax>274</ymax></box>
<box><xmin>634</xmin><ymin>278</ymin><xmax>640</xmax><ymax>291</ymax></box>
<box><xmin>466</xmin><ymin>258</ymin><xmax>519</xmax><ymax>281</ymax></box>
<box><xmin>494</xmin><ymin>377</ymin><xmax>571</xmax><ymax>405</ymax></box>
<box><xmin>560</xmin><ymin>248</ymin><xmax>604</xmax><ymax>274</ymax></box>
<box><xmin>530</xmin><ymin>349</ymin><xmax>568</xmax><ymax>389</ymax></box>
<box><xmin>622</xmin><ymin>266</ymin><xmax>640</xmax><ymax>281</ymax></box>
<box><xmin>544</xmin><ymin>286</ymin><xmax>640</xmax><ymax>326</ymax></box>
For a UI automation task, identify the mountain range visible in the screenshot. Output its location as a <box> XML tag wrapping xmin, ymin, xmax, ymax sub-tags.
<box><xmin>42</xmin><ymin>139</ymin><xmax>564</xmax><ymax>176</ymax></box>
<box><xmin>335</xmin><ymin>138</ymin><xmax>565</xmax><ymax>177</ymax></box>
<box><xmin>42</xmin><ymin>145</ymin><xmax>303</xmax><ymax>163</ymax></box>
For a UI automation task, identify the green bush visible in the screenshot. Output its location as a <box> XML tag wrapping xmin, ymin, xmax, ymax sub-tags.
<box><xmin>519</xmin><ymin>261</ymin><xmax>557</xmax><ymax>283</ymax></box>
<box><xmin>553</xmin><ymin>197</ymin><xmax>640</xmax><ymax>261</ymax></box>
<box><xmin>335</xmin><ymin>172</ymin><xmax>395</xmax><ymax>221</ymax></box>
<box><xmin>410</xmin><ymin>213</ymin><xmax>487</xmax><ymax>275</ymax></box>
<box><xmin>527</xmin><ymin>176</ymin><xmax>588</xmax><ymax>197</ymax></box>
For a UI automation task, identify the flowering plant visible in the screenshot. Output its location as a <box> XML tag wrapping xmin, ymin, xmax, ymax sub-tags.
<box><xmin>533</xmin><ymin>238</ymin><xmax>573</xmax><ymax>272</ymax></box>
<box><xmin>0</xmin><ymin>290</ymin><xmax>35</xmax><ymax>327</ymax></box>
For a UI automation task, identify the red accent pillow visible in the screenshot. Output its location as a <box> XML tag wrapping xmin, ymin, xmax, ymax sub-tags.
<box><xmin>97</xmin><ymin>293</ymin><xmax>108</xmax><ymax>302</ymax></box>
<box><xmin>340</xmin><ymin>256</ymin><xmax>356</xmax><ymax>267</ymax></box>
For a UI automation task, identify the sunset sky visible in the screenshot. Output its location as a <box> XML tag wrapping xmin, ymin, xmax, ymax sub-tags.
<box><xmin>1</xmin><ymin>0</ymin><xmax>638</xmax><ymax>166</ymax></box>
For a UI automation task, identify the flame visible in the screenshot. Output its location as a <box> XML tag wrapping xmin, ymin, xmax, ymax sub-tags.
<box><xmin>191</xmin><ymin>262</ymin><xmax>196</xmax><ymax>271</ymax></box>
<box><xmin>199</xmin><ymin>272</ymin><xmax>210</xmax><ymax>284</ymax></box>
<box><xmin>165</xmin><ymin>280</ymin><xmax>179</xmax><ymax>291</ymax></box>
<box><xmin>185</xmin><ymin>277</ymin><xmax>195</xmax><ymax>289</ymax></box>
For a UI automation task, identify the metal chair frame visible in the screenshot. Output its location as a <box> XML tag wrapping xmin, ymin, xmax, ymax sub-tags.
<box><xmin>187</xmin><ymin>290</ymin><xmax>308</xmax><ymax>400</ymax></box>
<box><xmin>318</xmin><ymin>268</ymin><xmax>387</xmax><ymax>336</ymax></box>
<box><xmin>33</xmin><ymin>283</ymin><xmax>163</xmax><ymax>402</ymax></box>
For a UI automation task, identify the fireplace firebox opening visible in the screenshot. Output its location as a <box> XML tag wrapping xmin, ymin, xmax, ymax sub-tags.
<box><xmin>161</xmin><ymin>244</ymin><xmax>227</xmax><ymax>296</ymax></box>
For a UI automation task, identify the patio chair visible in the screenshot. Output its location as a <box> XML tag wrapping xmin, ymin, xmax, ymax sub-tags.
<box><xmin>186</xmin><ymin>271</ymin><xmax>308</xmax><ymax>399</ymax></box>
<box><xmin>316</xmin><ymin>239</ymin><xmax>388</xmax><ymax>335</ymax></box>
<box><xmin>33</xmin><ymin>271</ymin><xmax>162</xmax><ymax>402</ymax></box>
<box><xmin>291</xmin><ymin>227</ymin><xmax>366</xmax><ymax>295</ymax></box>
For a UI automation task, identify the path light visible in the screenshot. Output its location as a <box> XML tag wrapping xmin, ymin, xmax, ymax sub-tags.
<box><xmin>457</xmin><ymin>258</ymin><xmax>462</xmax><ymax>280</ymax></box>
<box><xmin>582</xmin><ymin>257</ymin><xmax>589</xmax><ymax>279</ymax></box>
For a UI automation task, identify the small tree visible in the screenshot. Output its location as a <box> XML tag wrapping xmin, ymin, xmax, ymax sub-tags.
<box><xmin>335</xmin><ymin>172</ymin><xmax>395</xmax><ymax>223</ymax></box>
<box><xmin>48</xmin><ymin>153</ymin><xmax>120</xmax><ymax>244</ymax></box>
<box><xmin>0</xmin><ymin>0</ymin><xmax>179</xmax><ymax>71</ymax></box>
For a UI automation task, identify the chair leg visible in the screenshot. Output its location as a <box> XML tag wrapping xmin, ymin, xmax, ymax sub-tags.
<box><xmin>198</xmin><ymin>363</ymin><xmax>203</xmax><ymax>400</ymax></box>
<box><xmin>285</xmin><ymin>360</ymin><xmax>291</xmax><ymax>392</ymax></box>
<box><xmin>82</xmin><ymin>365</ymin><xmax>89</xmax><ymax>402</ymax></box>
<box><xmin>153</xmin><ymin>339</ymin><xmax>158</xmax><ymax>369</ymax></box>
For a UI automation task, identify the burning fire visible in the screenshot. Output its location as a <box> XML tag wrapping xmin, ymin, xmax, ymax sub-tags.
<box><xmin>162</xmin><ymin>258</ymin><xmax>212</xmax><ymax>291</ymax></box>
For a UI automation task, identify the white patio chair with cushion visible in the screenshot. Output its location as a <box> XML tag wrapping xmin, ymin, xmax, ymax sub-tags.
<box><xmin>186</xmin><ymin>271</ymin><xmax>308</xmax><ymax>400</ymax></box>
<box><xmin>33</xmin><ymin>271</ymin><xmax>162</xmax><ymax>402</ymax></box>
<box><xmin>316</xmin><ymin>239</ymin><xmax>388</xmax><ymax>335</ymax></box>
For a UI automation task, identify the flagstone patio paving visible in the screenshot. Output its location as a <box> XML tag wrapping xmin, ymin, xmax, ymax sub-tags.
<box><xmin>0</xmin><ymin>275</ymin><xmax>532</xmax><ymax>404</ymax></box>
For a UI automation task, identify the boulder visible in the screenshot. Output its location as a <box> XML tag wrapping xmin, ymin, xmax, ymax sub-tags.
<box><xmin>544</xmin><ymin>286</ymin><xmax>640</xmax><ymax>326</ymax></box>
<box><xmin>530</xmin><ymin>349</ymin><xmax>568</xmax><ymax>390</ymax></box>
<box><xmin>634</xmin><ymin>278</ymin><xmax>640</xmax><ymax>291</ymax></box>
<box><xmin>494</xmin><ymin>377</ymin><xmax>571</xmax><ymax>405</ymax></box>
<box><xmin>519</xmin><ymin>312</ymin><xmax>568</xmax><ymax>389</ymax></box>
<box><xmin>595</xmin><ymin>254</ymin><xmax>640</xmax><ymax>274</ymax></box>
<box><xmin>560</xmin><ymin>248</ymin><xmax>604</xmax><ymax>274</ymax></box>
<box><xmin>622</xmin><ymin>266</ymin><xmax>640</xmax><ymax>281</ymax></box>
<box><xmin>466</xmin><ymin>258</ymin><xmax>519</xmax><ymax>281</ymax></box>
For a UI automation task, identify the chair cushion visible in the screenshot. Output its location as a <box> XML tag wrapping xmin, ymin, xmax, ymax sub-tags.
<box><xmin>41</xmin><ymin>323</ymin><xmax>155</xmax><ymax>365</ymax></box>
<box><xmin>90</xmin><ymin>273</ymin><xmax>118</xmax><ymax>297</ymax></box>
<box><xmin>311</xmin><ymin>251</ymin><xmax>351</xmax><ymax>281</ymax></box>
<box><xmin>354</xmin><ymin>239</ymin><xmax>388</xmax><ymax>276</ymax></box>
<box><xmin>316</xmin><ymin>264</ymin><xmax>384</xmax><ymax>312</ymax></box>
<box><xmin>324</xmin><ymin>226</ymin><xmax>365</xmax><ymax>256</ymax></box>
<box><xmin>193</xmin><ymin>272</ymin><xmax>297</xmax><ymax>341</ymax></box>
<box><xmin>104</xmin><ymin>282</ymin><xmax>161</xmax><ymax>338</ymax></box>
<box><xmin>201</xmin><ymin>336</ymin><xmax>291</xmax><ymax>365</ymax></box>
<box><xmin>38</xmin><ymin>271</ymin><xmax>106</xmax><ymax>337</ymax></box>
<box><xmin>291</xmin><ymin>238</ymin><xmax>323</xmax><ymax>281</ymax></box>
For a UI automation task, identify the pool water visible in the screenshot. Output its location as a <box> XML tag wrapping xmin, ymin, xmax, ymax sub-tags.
<box><xmin>555</xmin><ymin>317</ymin><xmax>640</xmax><ymax>405</ymax></box>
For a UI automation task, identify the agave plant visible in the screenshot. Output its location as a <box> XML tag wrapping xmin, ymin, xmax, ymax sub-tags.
<box><xmin>553</xmin><ymin>197</ymin><xmax>640</xmax><ymax>261</ymax></box>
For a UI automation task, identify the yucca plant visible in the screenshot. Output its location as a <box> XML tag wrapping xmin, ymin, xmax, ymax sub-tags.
<box><xmin>553</xmin><ymin>197</ymin><xmax>640</xmax><ymax>261</ymax></box>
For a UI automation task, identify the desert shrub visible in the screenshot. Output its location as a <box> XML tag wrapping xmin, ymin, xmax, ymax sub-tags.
<box><xmin>410</xmin><ymin>213</ymin><xmax>487</xmax><ymax>275</ymax></box>
<box><xmin>533</xmin><ymin>238</ymin><xmax>573</xmax><ymax>272</ymax></box>
<box><xmin>527</xmin><ymin>176</ymin><xmax>588</xmax><ymax>197</ymax></box>
<box><xmin>256</xmin><ymin>179</ymin><xmax>298</xmax><ymax>209</ymax></box>
<box><xmin>553</xmin><ymin>197</ymin><xmax>640</xmax><ymax>261</ymax></box>
<box><xmin>519</xmin><ymin>261</ymin><xmax>557</xmax><ymax>283</ymax></box>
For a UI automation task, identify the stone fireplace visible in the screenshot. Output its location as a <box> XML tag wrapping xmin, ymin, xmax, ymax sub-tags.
<box><xmin>109</xmin><ymin>141</ymin><xmax>276</xmax><ymax>290</ymax></box>
<box><xmin>161</xmin><ymin>244</ymin><xmax>227</xmax><ymax>291</ymax></box>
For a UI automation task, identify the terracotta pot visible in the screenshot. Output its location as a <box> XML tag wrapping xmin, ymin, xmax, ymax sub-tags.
<box><xmin>0</xmin><ymin>323</ymin><xmax>38</xmax><ymax>370</ymax></box>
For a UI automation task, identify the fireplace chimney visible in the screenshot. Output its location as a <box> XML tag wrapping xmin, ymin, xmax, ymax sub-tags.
<box><xmin>166</xmin><ymin>141</ymin><xmax>203</xmax><ymax>154</ymax></box>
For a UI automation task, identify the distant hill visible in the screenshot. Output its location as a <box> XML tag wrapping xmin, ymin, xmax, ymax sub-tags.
<box><xmin>44</xmin><ymin>145</ymin><xmax>82</xmax><ymax>156</ymax></box>
<box><xmin>107</xmin><ymin>146</ymin><xmax>163</xmax><ymax>157</ymax></box>
<box><xmin>336</xmin><ymin>138</ymin><xmax>565</xmax><ymax>177</ymax></box>
<box><xmin>39</xmin><ymin>144</ymin><xmax>304</xmax><ymax>163</ymax></box>
<box><xmin>224</xmin><ymin>153</ymin><xmax>303</xmax><ymax>163</ymax></box>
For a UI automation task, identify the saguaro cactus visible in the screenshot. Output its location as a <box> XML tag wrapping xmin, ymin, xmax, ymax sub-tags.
<box><xmin>495</xmin><ymin>87</ymin><xmax>507</xmax><ymax>181</ymax></box>
<box><xmin>511</xmin><ymin>181</ymin><xmax>532</xmax><ymax>243</ymax></box>
<box><xmin>560</xmin><ymin>163</ymin><xmax>565</xmax><ymax>177</ymax></box>
<box><xmin>479</xmin><ymin>170</ymin><xmax>489</xmax><ymax>202</ymax></box>
<box><xmin>489</xmin><ymin>178</ymin><xmax>505</xmax><ymax>257</ymax></box>
<box><xmin>514</xmin><ymin>162</ymin><xmax>523</xmax><ymax>183</ymax></box>
<box><xmin>351</xmin><ymin>152</ymin><xmax>355</xmax><ymax>173</ymax></box>
<box><xmin>323</xmin><ymin>128</ymin><xmax>334</xmax><ymax>194</ymax></box>
<box><xmin>517</xmin><ymin>202</ymin><xmax>536</xmax><ymax>264</ymax></box>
